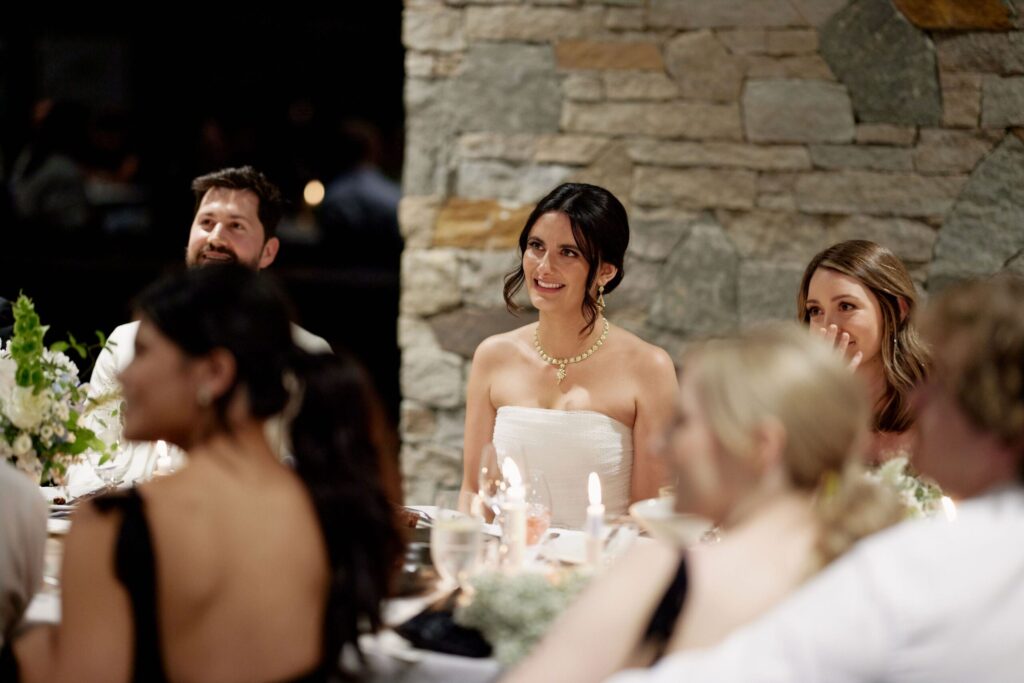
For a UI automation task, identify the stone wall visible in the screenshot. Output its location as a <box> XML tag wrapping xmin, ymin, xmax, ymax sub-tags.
<box><xmin>399</xmin><ymin>0</ymin><xmax>1024</xmax><ymax>503</ymax></box>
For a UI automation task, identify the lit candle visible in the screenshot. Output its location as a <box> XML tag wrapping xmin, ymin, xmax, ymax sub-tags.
<box><xmin>941</xmin><ymin>495</ymin><xmax>957</xmax><ymax>523</ymax></box>
<box><xmin>154</xmin><ymin>440</ymin><xmax>172</xmax><ymax>476</ymax></box>
<box><xmin>586</xmin><ymin>472</ymin><xmax>604</xmax><ymax>566</ymax></box>
<box><xmin>502</xmin><ymin>459</ymin><xmax>527</xmax><ymax>569</ymax></box>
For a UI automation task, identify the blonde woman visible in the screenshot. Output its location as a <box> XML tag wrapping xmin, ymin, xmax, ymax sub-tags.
<box><xmin>506</xmin><ymin>325</ymin><xmax>903</xmax><ymax>683</ymax></box>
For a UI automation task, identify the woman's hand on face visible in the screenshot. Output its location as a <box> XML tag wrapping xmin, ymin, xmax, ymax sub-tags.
<box><xmin>815</xmin><ymin>323</ymin><xmax>863</xmax><ymax>371</ymax></box>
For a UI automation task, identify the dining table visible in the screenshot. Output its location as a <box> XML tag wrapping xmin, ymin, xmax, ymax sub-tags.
<box><xmin>24</xmin><ymin>501</ymin><xmax>649</xmax><ymax>683</ymax></box>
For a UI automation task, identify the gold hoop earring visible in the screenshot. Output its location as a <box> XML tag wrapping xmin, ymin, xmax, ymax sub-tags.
<box><xmin>597</xmin><ymin>284</ymin><xmax>606</xmax><ymax>312</ymax></box>
<box><xmin>197</xmin><ymin>385</ymin><xmax>213</xmax><ymax>407</ymax></box>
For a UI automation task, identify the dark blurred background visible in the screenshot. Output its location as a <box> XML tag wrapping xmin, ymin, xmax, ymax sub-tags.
<box><xmin>0</xmin><ymin>7</ymin><xmax>406</xmax><ymax>419</ymax></box>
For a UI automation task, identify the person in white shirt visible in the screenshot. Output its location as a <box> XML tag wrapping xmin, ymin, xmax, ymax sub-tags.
<box><xmin>607</xmin><ymin>273</ymin><xmax>1024</xmax><ymax>683</ymax></box>
<box><xmin>73</xmin><ymin>167</ymin><xmax>329</xmax><ymax>492</ymax></box>
<box><xmin>0</xmin><ymin>460</ymin><xmax>46</xmax><ymax>648</ymax></box>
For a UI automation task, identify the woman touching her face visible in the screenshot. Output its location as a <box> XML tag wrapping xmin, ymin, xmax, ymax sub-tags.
<box><xmin>798</xmin><ymin>240</ymin><xmax>929</xmax><ymax>462</ymax></box>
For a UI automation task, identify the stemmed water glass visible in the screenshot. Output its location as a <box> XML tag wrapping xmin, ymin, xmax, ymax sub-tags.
<box><xmin>430</xmin><ymin>489</ymin><xmax>484</xmax><ymax>591</ymax></box>
<box><xmin>84</xmin><ymin>444</ymin><xmax>133</xmax><ymax>492</ymax></box>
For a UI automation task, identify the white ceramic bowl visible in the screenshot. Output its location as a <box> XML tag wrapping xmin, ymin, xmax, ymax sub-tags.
<box><xmin>629</xmin><ymin>497</ymin><xmax>712</xmax><ymax>548</ymax></box>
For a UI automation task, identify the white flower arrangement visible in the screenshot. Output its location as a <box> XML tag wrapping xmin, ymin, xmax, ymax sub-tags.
<box><xmin>867</xmin><ymin>455</ymin><xmax>943</xmax><ymax>518</ymax></box>
<box><xmin>454</xmin><ymin>569</ymin><xmax>591</xmax><ymax>665</ymax></box>
<box><xmin>1</xmin><ymin>295</ymin><xmax>114</xmax><ymax>484</ymax></box>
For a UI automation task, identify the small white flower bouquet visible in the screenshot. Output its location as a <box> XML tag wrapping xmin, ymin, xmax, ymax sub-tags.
<box><xmin>454</xmin><ymin>569</ymin><xmax>591</xmax><ymax>665</ymax></box>
<box><xmin>868</xmin><ymin>455</ymin><xmax>943</xmax><ymax>518</ymax></box>
<box><xmin>0</xmin><ymin>295</ymin><xmax>114</xmax><ymax>485</ymax></box>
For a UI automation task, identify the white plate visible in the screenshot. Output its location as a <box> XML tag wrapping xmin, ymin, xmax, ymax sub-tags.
<box><xmin>47</xmin><ymin>518</ymin><xmax>71</xmax><ymax>535</ymax></box>
<box><xmin>408</xmin><ymin>505</ymin><xmax>501</xmax><ymax>536</ymax></box>
<box><xmin>629</xmin><ymin>497</ymin><xmax>712</xmax><ymax>548</ymax></box>
<box><xmin>537</xmin><ymin>528</ymin><xmax>613</xmax><ymax>565</ymax></box>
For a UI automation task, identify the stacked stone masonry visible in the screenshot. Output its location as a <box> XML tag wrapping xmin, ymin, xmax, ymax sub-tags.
<box><xmin>399</xmin><ymin>0</ymin><xmax>1024</xmax><ymax>502</ymax></box>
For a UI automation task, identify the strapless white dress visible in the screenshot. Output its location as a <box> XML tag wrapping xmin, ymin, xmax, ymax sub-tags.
<box><xmin>492</xmin><ymin>406</ymin><xmax>633</xmax><ymax>529</ymax></box>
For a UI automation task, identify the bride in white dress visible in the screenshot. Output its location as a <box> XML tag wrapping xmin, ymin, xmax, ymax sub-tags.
<box><xmin>461</xmin><ymin>183</ymin><xmax>679</xmax><ymax>528</ymax></box>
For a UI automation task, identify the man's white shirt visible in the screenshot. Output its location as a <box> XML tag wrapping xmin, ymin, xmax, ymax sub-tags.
<box><xmin>607</xmin><ymin>485</ymin><xmax>1024</xmax><ymax>683</ymax></box>
<box><xmin>69</xmin><ymin>321</ymin><xmax>331</xmax><ymax>496</ymax></box>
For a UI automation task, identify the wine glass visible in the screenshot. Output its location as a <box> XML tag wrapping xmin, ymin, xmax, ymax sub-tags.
<box><xmin>430</xmin><ymin>489</ymin><xmax>483</xmax><ymax>590</ymax></box>
<box><xmin>525</xmin><ymin>470</ymin><xmax>552</xmax><ymax>545</ymax></box>
<box><xmin>84</xmin><ymin>444</ymin><xmax>133</xmax><ymax>491</ymax></box>
<box><xmin>477</xmin><ymin>443</ymin><xmax>504</xmax><ymax>521</ymax></box>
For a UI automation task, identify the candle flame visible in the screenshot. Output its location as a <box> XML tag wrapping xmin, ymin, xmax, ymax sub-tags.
<box><xmin>941</xmin><ymin>495</ymin><xmax>957</xmax><ymax>522</ymax></box>
<box><xmin>588</xmin><ymin>472</ymin><xmax>602</xmax><ymax>505</ymax></box>
<box><xmin>503</xmin><ymin>458</ymin><xmax>522</xmax><ymax>488</ymax></box>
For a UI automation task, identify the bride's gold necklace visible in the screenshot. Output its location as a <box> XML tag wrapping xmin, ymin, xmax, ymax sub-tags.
<box><xmin>534</xmin><ymin>317</ymin><xmax>610</xmax><ymax>385</ymax></box>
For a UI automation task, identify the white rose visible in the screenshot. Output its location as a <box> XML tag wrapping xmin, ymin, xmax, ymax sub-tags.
<box><xmin>66</xmin><ymin>432</ymin><xmax>76</xmax><ymax>444</ymax></box>
<box><xmin>8</xmin><ymin>386</ymin><xmax>49</xmax><ymax>431</ymax></box>
<box><xmin>40</xmin><ymin>424</ymin><xmax>54</xmax><ymax>440</ymax></box>
<box><xmin>12</xmin><ymin>432</ymin><xmax>33</xmax><ymax>456</ymax></box>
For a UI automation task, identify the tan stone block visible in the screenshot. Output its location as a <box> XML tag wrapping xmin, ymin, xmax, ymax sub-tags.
<box><xmin>606</xmin><ymin>7</ymin><xmax>645</xmax><ymax>30</ymax></box>
<box><xmin>466</xmin><ymin>6</ymin><xmax>603</xmax><ymax>42</ymax></box>
<box><xmin>457</xmin><ymin>251</ymin><xmax>521</xmax><ymax>310</ymax></box>
<box><xmin>942</xmin><ymin>89</ymin><xmax>982</xmax><ymax>128</ymax></box>
<box><xmin>401</xmin><ymin>249</ymin><xmax>462</xmax><ymax>316</ymax></box>
<box><xmin>403</xmin><ymin>6</ymin><xmax>466</xmax><ymax>52</ymax></box>
<box><xmin>743</xmin><ymin>54</ymin><xmax>835</xmax><ymax>80</ymax></box>
<box><xmin>562</xmin><ymin>101</ymin><xmax>743</xmax><ymax>140</ymax></box>
<box><xmin>433</xmin><ymin>198</ymin><xmax>533</xmax><ymax>249</ymax></box>
<box><xmin>457</xmin><ymin>133</ymin><xmax>537</xmax><ymax>161</ymax></box>
<box><xmin>743</xmin><ymin>80</ymin><xmax>854</xmax><ymax>143</ymax></box>
<box><xmin>795</xmin><ymin>171</ymin><xmax>968</xmax><ymax>216</ymax></box>
<box><xmin>555</xmin><ymin>41</ymin><xmax>664</xmax><ymax>71</ymax></box>
<box><xmin>534</xmin><ymin>135</ymin><xmax>611</xmax><ymax>164</ymax></box>
<box><xmin>627</xmin><ymin>139</ymin><xmax>811</xmax><ymax>170</ymax></box>
<box><xmin>765</xmin><ymin>29</ymin><xmax>819</xmax><ymax>55</ymax></box>
<box><xmin>563</xmin><ymin>72</ymin><xmax>604</xmax><ymax>101</ymax></box>
<box><xmin>718</xmin><ymin>209</ymin><xmax>827</xmax><ymax>260</ymax></box>
<box><xmin>405</xmin><ymin>52</ymin><xmax>435</xmax><ymax>79</ymax></box>
<box><xmin>603</xmin><ymin>71</ymin><xmax>679</xmax><ymax>100</ymax></box>
<box><xmin>400</xmin><ymin>401</ymin><xmax>437</xmax><ymax>442</ymax></box>
<box><xmin>893</xmin><ymin>0</ymin><xmax>1013</xmax><ymax>30</ymax></box>
<box><xmin>940</xmin><ymin>73</ymin><xmax>982</xmax><ymax>129</ymax></box>
<box><xmin>809</xmin><ymin>145</ymin><xmax>914</xmax><ymax>172</ymax></box>
<box><xmin>401</xmin><ymin>346</ymin><xmax>465</xmax><ymax>409</ymax></box>
<box><xmin>398</xmin><ymin>315</ymin><xmax>439</xmax><ymax>352</ymax></box>
<box><xmin>633</xmin><ymin>166</ymin><xmax>757</xmax><ymax>209</ymax></box>
<box><xmin>758</xmin><ymin>172</ymin><xmax>801</xmax><ymax>194</ymax></box>
<box><xmin>434</xmin><ymin>53</ymin><xmax>464</xmax><ymax>77</ymax></box>
<box><xmin>399</xmin><ymin>196</ymin><xmax>442</xmax><ymax>250</ymax></box>
<box><xmin>937</xmin><ymin>33</ymin><xmax>1024</xmax><ymax>75</ymax></box>
<box><xmin>827</xmin><ymin>216</ymin><xmax>938</xmax><ymax>263</ymax></box>
<box><xmin>913</xmin><ymin>129</ymin><xmax>1000</xmax><ymax>174</ymax></box>
<box><xmin>855</xmin><ymin>124</ymin><xmax>918</xmax><ymax>146</ymax></box>
<box><xmin>665</xmin><ymin>30</ymin><xmax>744</xmax><ymax>102</ymax></box>
<box><xmin>570</xmin><ymin>142</ymin><xmax>634</xmax><ymax>210</ymax></box>
<box><xmin>940</xmin><ymin>72</ymin><xmax>983</xmax><ymax>90</ymax></box>
<box><xmin>405</xmin><ymin>51</ymin><xmax>463</xmax><ymax>79</ymax></box>
<box><xmin>648</xmin><ymin>0</ymin><xmax>803</xmax><ymax>28</ymax></box>
<box><xmin>756</xmin><ymin>194</ymin><xmax>798</xmax><ymax>211</ymax></box>
<box><xmin>715</xmin><ymin>28</ymin><xmax>767</xmax><ymax>55</ymax></box>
